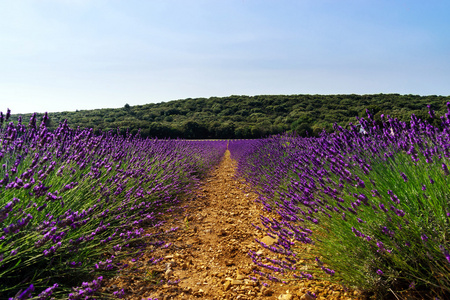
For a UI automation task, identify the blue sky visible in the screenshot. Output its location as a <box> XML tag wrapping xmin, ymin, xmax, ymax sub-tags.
<box><xmin>1</xmin><ymin>0</ymin><xmax>449</xmax><ymax>114</ymax></box>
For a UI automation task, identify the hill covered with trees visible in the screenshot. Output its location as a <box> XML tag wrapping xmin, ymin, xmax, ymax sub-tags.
<box><xmin>10</xmin><ymin>94</ymin><xmax>450</xmax><ymax>139</ymax></box>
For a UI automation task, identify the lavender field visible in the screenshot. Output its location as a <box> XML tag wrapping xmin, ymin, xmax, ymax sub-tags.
<box><xmin>0</xmin><ymin>110</ymin><xmax>226</xmax><ymax>299</ymax></box>
<box><xmin>2</xmin><ymin>103</ymin><xmax>450</xmax><ymax>299</ymax></box>
<box><xmin>230</xmin><ymin>105</ymin><xmax>450</xmax><ymax>299</ymax></box>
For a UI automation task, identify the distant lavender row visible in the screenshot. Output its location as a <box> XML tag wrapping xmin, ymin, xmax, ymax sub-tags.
<box><xmin>233</xmin><ymin>105</ymin><xmax>450</xmax><ymax>298</ymax></box>
<box><xmin>228</xmin><ymin>140</ymin><xmax>258</xmax><ymax>162</ymax></box>
<box><xmin>0</xmin><ymin>110</ymin><xmax>226</xmax><ymax>299</ymax></box>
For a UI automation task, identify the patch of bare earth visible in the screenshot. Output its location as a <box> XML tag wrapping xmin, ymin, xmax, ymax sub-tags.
<box><xmin>105</xmin><ymin>150</ymin><xmax>363</xmax><ymax>300</ymax></box>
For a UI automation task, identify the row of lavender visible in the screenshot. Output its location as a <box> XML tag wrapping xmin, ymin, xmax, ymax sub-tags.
<box><xmin>0</xmin><ymin>110</ymin><xmax>227</xmax><ymax>299</ymax></box>
<box><xmin>230</xmin><ymin>106</ymin><xmax>450</xmax><ymax>298</ymax></box>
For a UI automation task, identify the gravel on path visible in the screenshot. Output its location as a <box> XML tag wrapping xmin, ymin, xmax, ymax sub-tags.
<box><xmin>104</xmin><ymin>150</ymin><xmax>362</xmax><ymax>300</ymax></box>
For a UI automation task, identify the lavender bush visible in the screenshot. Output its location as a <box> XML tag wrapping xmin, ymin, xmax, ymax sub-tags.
<box><xmin>228</xmin><ymin>139</ymin><xmax>258</xmax><ymax>162</ymax></box>
<box><xmin>233</xmin><ymin>105</ymin><xmax>450</xmax><ymax>298</ymax></box>
<box><xmin>0</xmin><ymin>110</ymin><xmax>226</xmax><ymax>299</ymax></box>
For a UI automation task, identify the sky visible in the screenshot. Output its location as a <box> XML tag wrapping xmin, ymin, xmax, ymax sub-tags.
<box><xmin>1</xmin><ymin>0</ymin><xmax>449</xmax><ymax>114</ymax></box>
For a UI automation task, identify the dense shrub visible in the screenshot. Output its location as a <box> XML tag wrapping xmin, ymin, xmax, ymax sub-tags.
<box><xmin>0</xmin><ymin>111</ymin><xmax>226</xmax><ymax>299</ymax></box>
<box><xmin>232</xmin><ymin>105</ymin><xmax>450</xmax><ymax>298</ymax></box>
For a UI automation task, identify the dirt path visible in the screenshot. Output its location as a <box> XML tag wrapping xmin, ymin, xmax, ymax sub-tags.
<box><xmin>106</xmin><ymin>150</ymin><xmax>358</xmax><ymax>300</ymax></box>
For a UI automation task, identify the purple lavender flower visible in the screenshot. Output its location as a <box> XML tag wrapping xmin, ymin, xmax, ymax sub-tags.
<box><xmin>5</xmin><ymin>108</ymin><xmax>11</xmax><ymax>121</ymax></box>
<box><xmin>376</xmin><ymin>241</ymin><xmax>386</xmax><ymax>252</ymax></box>
<box><xmin>37</xmin><ymin>283</ymin><xmax>58</xmax><ymax>300</ymax></box>
<box><xmin>113</xmin><ymin>289</ymin><xmax>125</xmax><ymax>298</ymax></box>
<box><xmin>379</xmin><ymin>203</ymin><xmax>388</xmax><ymax>213</ymax></box>
<box><xmin>321</xmin><ymin>266</ymin><xmax>335</xmax><ymax>276</ymax></box>
<box><xmin>428</xmin><ymin>105</ymin><xmax>435</xmax><ymax>118</ymax></box>
<box><xmin>16</xmin><ymin>284</ymin><xmax>34</xmax><ymax>299</ymax></box>
<box><xmin>443</xmin><ymin>163</ymin><xmax>450</xmax><ymax>176</ymax></box>
<box><xmin>400</xmin><ymin>172</ymin><xmax>408</xmax><ymax>182</ymax></box>
<box><xmin>439</xmin><ymin>245</ymin><xmax>450</xmax><ymax>264</ymax></box>
<box><xmin>429</xmin><ymin>176</ymin><xmax>435</xmax><ymax>184</ymax></box>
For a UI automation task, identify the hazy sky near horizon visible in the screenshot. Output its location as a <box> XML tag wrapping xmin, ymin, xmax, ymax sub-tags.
<box><xmin>1</xmin><ymin>0</ymin><xmax>449</xmax><ymax>114</ymax></box>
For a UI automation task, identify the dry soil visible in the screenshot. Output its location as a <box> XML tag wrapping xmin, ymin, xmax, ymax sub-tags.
<box><xmin>105</xmin><ymin>150</ymin><xmax>362</xmax><ymax>300</ymax></box>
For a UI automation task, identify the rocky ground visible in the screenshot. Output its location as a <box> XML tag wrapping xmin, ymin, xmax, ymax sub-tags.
<box><xmin>105</xmin><ymin>150</ymin><xmax>363</xmax><ymax>300</ymax></box>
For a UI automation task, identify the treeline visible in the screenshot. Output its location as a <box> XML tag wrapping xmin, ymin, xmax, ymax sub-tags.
<box><xmin>10</xmin><ymin>94</ymin><xmax>450</xmax><ymax>139</ymax></box>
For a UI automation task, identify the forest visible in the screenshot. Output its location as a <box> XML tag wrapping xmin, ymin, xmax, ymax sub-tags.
<box><xmin>10</xmin><ymin>94</ymin><xmax>450</xmax><ymax>139</ymax></box>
